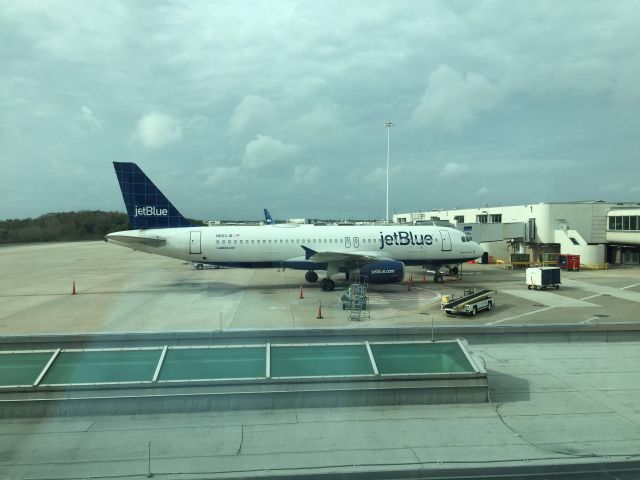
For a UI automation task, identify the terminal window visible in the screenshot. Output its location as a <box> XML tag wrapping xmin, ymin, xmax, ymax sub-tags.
<box><xmin>476</xmin><ymin>214</ymin><xmax>488</xmax><ymax>223</ymax></box>
<box><xmin>454</xmin><ymin>215</ymin><xmax>464</xmax><ymax>223</ymax></box>
<box><xmin>609</xmin><ymin>215</ymin><xmax>640</xmax><ymax>231</ymax></box>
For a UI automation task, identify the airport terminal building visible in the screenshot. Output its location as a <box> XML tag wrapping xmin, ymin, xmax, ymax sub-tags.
<box><xmin>394</xmin><ymin>201</ymin><xmax>640</xmax><ymax>266</ymax></box>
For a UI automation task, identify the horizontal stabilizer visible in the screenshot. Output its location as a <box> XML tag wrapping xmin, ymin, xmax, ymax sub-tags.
<box><xmin>104</xmin><ymin>234</ymin><xmax>166</xmax><ymax>247</ymax></box>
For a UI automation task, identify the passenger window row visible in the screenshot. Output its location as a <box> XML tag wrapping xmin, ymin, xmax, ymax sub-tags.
<box><xmin>215</xmin><ymin>238</ymin><xmax>378</xmax><ymax>245</ymax></box>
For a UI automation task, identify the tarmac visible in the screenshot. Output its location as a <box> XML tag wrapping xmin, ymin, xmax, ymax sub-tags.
<box><xmin>1</xmin><ymin>241</ymin><xmax>640</xmax><ymax>479</ymax></box>
<box><xmin>1</xmin><ymin>241</ymin><xmax>639</xmax><ymax>334</ymax></box>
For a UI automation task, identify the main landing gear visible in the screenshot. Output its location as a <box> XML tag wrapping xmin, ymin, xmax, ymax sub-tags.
<box><xmin>320</xmin><ymin>278</ymin><xmax>335</xmax><ymax>291</ymax></box>
<box><xmin>307</xmin><ymin>265</ymin><xmax>338</xmax><ymax>291</ymax></box>
<box><xmin>305</xmin><ymin>270</ymin><xmax>335</xmax><ymax>291</ymax></box>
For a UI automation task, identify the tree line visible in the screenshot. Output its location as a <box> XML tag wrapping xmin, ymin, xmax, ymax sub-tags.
<box><xmin>0</xmin><ymin>211</ymin><xmax>130</xmax><ymax>244</ymax></box>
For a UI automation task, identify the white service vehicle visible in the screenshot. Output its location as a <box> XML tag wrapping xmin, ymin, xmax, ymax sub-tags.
<box><xmin>526</xmin><ymin>267</ymin><xmax>561</xmax><ymax>290</ymax></box>
<box><xmin>441</xmin><ymin>289</ymin><xmax>496</xmax><ymax>316</ymax></box>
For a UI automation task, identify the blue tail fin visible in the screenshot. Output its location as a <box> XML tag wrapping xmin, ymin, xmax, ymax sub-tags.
<box><xmin>113</xmin><ymin>162</ymin><xmax>192</xmax><ymax>229</ymax></box>
<box><xmin>264</xmin><ymin>208</ymin><xmax>274</xmax><ymax>225</ymax></box>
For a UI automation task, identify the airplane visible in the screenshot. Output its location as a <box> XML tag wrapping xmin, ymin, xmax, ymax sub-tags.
<box><xmin>264</xmin><ymin>208</ymin><xmax>274</xmax><ymax>225</ymax></box>
<box><xmin>105</xmin><ymin>162</ymin><xmax>484</xmax><ymax>290</ymax></box>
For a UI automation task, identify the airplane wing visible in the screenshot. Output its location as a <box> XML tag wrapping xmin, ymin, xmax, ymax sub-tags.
<box><xmin>301</xmin><ymin>246</ymin><xmax>392</xmax><ymax>264</ymax></box>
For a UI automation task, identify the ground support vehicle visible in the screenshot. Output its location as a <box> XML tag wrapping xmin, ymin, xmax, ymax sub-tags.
<box><xmin>526</xmin><ymin>267</ymin><xmax>561</xmax><ymax>290</ymax></box>
<box><xmin>441</xmin><ymin>289</ymin><xmax>496</xmax><ymax>316</ymax></box>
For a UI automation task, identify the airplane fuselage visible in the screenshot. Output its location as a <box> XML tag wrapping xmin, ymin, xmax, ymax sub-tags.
<box><xmin>106</xmin><ymin>224</ymin><xmax>482</xmax><ymax>267</ymax></box>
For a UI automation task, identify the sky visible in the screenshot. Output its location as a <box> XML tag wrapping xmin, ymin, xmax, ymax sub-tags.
<box><xmin>1</xmin><ymin>0</ymin><xmax>639</xmax><ymax>221</ymax></box>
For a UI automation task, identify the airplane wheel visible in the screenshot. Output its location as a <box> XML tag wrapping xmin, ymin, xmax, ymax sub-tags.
<box><xmin>305</xmin><ymin>271</ymin><xmax>318</xmax><ymax>282</ymax></box>
<box><xmin>555</xmin><ymin>285</ymin><xmax>560</xmax><ymax>290</ymax></box>
<box><xmin>528</xmin><ymin>285</ymin><xmax>533</xmax><ymax>290</ymax></box>
<box><xmin>320</xmin><ymin>278</ymin><xmax>335</xmax><ymax>291</ymax></box>
<box><xmin>434</xmin><ymin>275</ymin><xmax>444</xmax><ymax>284</ymax></box>
<box><xmin>196</xmin><ymin>263</ymin><xmax>204</xmax><ymax>270</ymax></box>
<box><xmin>451</xmin><ymin>266</ymin><xmax>459</xmax><ymax>275</ymax></box>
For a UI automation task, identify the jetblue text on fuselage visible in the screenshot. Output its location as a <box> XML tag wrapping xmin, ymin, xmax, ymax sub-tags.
<box><xmin>134</xmin><ymin>206</ymin><xmax>169</xmax><ymax>217</ymax></box>
<box><xmin>379</xmin><ymin>231</ymin><xmax>433</xmax><ymax>249</ymax></box>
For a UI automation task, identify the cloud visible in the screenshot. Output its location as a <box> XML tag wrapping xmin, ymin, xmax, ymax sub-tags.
<box><xmin>439</xmin><ymin>162</ymin><xmax>467</xmax><ymax>177</ymax></box>
<box><xmin>598</xmin><ymin>182</ymin><xmax>624</xmax><ymax>192</ymax></box>
<box><xmin>411</xmin><ymin>65</ymin><xmax>501</xmax><ymax>132</ymax></box>
<box><xmin>365</xmin><ymin>167</ymin><xmax>385</xmax><ymax>184</ymax></box>
<box><xmin>292</xmin><ymin>164</ymin><xmax>320</xmax><ymax>184</ymax></box>
<box><xmin>79</xmin><ymin>105</ymin><xmax>101</xmax><ymax>129</ymax></box>
<box><xmin>133</xmin><ymin>112</ymin><xmax>183</xmax><ymax>149</ymax></box>
<box><xmin>242</xmin><ymin>134</ymin><xmax>297</xmax><ymax>169</ymax></box>
<box><xmin>204</xmin><ymin>166</ymin><xmax>241</xmax><ymax>186</ymax></box>
<box><xmin>2</xmin><ymin>1</ymin><xmax>640</xmax><ymax>220</ymax></box>
<box><xmin>229</xmin><ymin>95</ymin><xmax>276</xmax><ymax>135</ymax></box>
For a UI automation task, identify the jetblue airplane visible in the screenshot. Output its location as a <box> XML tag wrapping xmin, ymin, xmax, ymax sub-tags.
<box><xmin>105</xmin><ymin>162</ymin><xmax>483</xmax><ymax>291</ymax></box>
<box><xmin>264</xmin><ymin>208</ymin><xmax>274</xmax><ymax>225</ymax></box>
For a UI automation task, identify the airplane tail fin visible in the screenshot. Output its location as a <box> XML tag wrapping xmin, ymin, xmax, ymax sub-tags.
<box><xmin>264</xmin><ymin>208</ymin><xmax>274</xmax><ymax>225</ymax></box>
<box><xmin>113</xmin><ymin>162</ymin><xmax>192</xmax><ymax>229</ymax></box>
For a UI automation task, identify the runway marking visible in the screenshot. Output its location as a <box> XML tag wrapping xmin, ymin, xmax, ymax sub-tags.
<box><xmin>580</xmin><ymin>293</ymin><xmax>602</xmax><ymax>301</ymax></box>
<box><xmin>485</xmin><ymin>306</ymin><xmax>556</xmax><ymax>325</ymax></box>
<box><xmin>580</xmin><ymin>317</ymin><xmax>600</xmax><ymax>324</ymax></box>
<box><xmin>348</xmin><ymin>288</ymin><xmax>442</xmax><ymax>327</ymax></box>
<box><xmin>501</xmin><ymin>290</ymin><xmax>600</xmax><ymax>308</ymax></box>
<box><xmin>562</xmin><ymin>279</ymin><xmax>640</xmax><ymax>303</ymax></box>
<box><xmin>622</xmin><ymin>282</ymin><xmax>640</xmax><ymax>290</ymax></box>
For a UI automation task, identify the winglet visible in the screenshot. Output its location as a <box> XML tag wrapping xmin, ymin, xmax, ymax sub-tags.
<box><xmin>301</xmin><ymin>245</ymin><xmax>317</xmax><ymax>260</ymax></box>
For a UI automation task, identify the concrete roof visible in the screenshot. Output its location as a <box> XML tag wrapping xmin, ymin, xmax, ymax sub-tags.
<box><xmin>1</xmin><ymin>339</ymin><xmax>639</xmax><ymax>479</ymax></box>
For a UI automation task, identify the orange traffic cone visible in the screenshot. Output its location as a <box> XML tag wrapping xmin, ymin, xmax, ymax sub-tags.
<box><xmin>299</xmin><ymin>285</ymin><xmax>304</xmax><ymax>299</ymax></box>
<box><xmin>72</xmin><ymin>281</ymin><xmax>77</xmax><ymax>295</ymax></box>
<box><xmin>316</xmin><ymin>302</ymin><xmax>323</xmax><ymax>319</ymax></box>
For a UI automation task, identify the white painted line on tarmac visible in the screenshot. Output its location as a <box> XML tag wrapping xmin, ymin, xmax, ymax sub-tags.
<box><xmin>502</xmin><ymin>290</ymin><xmax>599</xmax><ymax>307</ymax></box>
<box><xmin>580</xmin><ymin>317</ymin><xmax>599</xmax><ymax>324</ymax></box>
<box><xmin>562</xmin><ymin>278</ymin><xmax>640</xmax><ymax>303</ymax></box>
<box><xmin>485</xmin><ymin>305</ymin><xmax>556</xmax><ymax>325</ymax></box>
<box><xmin>580</xmin><ymin>293</ymin><xmax>602</xmax><ymax>301</ymax></box>
<box><xmin>622</xmin><ymin>282</ymin><xmax>640</xmax><ymax>290</ymax></box>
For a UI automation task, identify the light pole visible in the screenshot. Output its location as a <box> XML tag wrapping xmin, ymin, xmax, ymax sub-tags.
<box><xmin>384</xmin><ymin>121</ymin><xmax>394</xmax><ymax>224</ymax></box>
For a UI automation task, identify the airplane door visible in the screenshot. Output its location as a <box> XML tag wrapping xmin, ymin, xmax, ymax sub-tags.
<box><xmin>439</xmin><ymin>230</ymin><xmax>452</xmax><ymax>251</ymax></box>
<box><xmin>190</xmin><ymin>231</ymin><xmax>202</xmax><ymax>254</ymax></box>
<box><xmin>353</xmin><ymin>237</ymin><xmax>359</xmax><ymax>248</ymax></box>
<box><xmin>345</xmin><ymin>237</ymin><xmax>351</xmax><ymax>248</ymax></box>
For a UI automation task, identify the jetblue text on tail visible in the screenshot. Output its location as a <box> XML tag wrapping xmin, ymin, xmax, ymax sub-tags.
<box><xmin>134</xmin><ymin>206</ymin><xmax>169</xmax><ymax>217</ymax></box>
